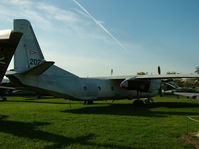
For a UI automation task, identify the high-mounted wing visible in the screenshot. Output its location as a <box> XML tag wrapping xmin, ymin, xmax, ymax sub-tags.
<box><xmin>135</xmin><ymin>74</ymin><xmax>199</xmax><ymax>79</ymax></box>
<box><xmin>120</xmin><ymin>74</ymin><xmax>199</xmax><ymax>89</ymax></box>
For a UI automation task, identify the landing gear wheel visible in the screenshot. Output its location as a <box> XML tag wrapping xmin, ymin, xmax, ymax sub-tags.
<box><xmin>133</xmin><ymin>99</ymin><xmax>144</xmax><ymax>106</ymax></box>
<box><xmin>83</xmin><ymin>100</ymin><xmax>94</xmax><ymax>105</ymax></box>
<box><xmin>37</xmin><ymin>95</ymin><xmax>42</xmax><ymax>99</ymax></box>
<box><xmin>1</xmin><ymin>97</ymin><xmax>7</xmax><ymax>101</ymax></box>
<box><xmin>144</xmin><ymin>98</ymin><xmax>153</xmax><ymax>104</ymax></box>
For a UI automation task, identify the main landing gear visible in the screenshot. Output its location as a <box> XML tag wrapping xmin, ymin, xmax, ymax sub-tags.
<box><xmin>83</xmin><ymin>100</ymin><xmax>94</xmax><ymax>105</ymax></box>
<box><xmin>133</xmin><ymin>97</ymin><xmax>154</xmax><ymax>106</ymax></box>
<box><xmin>144</xmin><ymin>97</ymin><xmax>154</xmax><ymax>104</ymax></box>
<box><xmin>1</xmin><ymin>96</ymin><xmax>7</xmax><ymax>101</ymax></box>
<box><xmin>133</xmin><ymin>91</ymin><xmax>154</xmax><ymax>105</ymax></box>
<box><xmin>133</xmin><ymin>99</ymin><xmax>144</xmax><ymax>106</ymax></box>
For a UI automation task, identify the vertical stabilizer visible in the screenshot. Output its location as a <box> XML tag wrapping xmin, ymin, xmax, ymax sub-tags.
<box><xmin>14</xmin><ymin>19</ymin><xmax>44</xmax><ymax>72</ymax></box>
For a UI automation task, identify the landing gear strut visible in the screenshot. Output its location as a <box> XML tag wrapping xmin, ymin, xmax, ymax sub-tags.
<box><xmin>133</xmin><ymin>97</ymin><xmax>154</xmax><ymax>106</ymax></box>
<box><xmin>1</xmin><ymin>96</ymin><xmax>7</xmax><ymax>101</ymax></box>
<box><xmin>144</xmin><ymin>97</ymin><xmax>153</xmax><ymax>104</ymax></box>
<box><xmin>133</xmin><ymin>99</ymin><xmax>144</xmax><ymax>106</ymax></box>
<box><xmin>133</xmin><ymin>91</ymin><xmax>145</xmax><ymax>105</ymax></box>
<box><xmin>83</xmin><ymin>100</ymin><xmax>93</xmax><ymax>105</ymax></box>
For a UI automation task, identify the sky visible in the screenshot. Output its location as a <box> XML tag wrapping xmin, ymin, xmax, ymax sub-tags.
<box><xmin>0</xmin><ymin>0</ymin><xmax>199</xmax><ymax>77</ymax></box>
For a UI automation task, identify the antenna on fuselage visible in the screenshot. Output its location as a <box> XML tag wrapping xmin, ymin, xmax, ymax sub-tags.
<box><xmin>158</xmin><ymin>66</ymin><xmax>163</xmax><ymax>96</ymax></box>
<box><xmin>158</xmin><ymin>66</ymin><xmax>161</xmax><ymax>75</ymax></box>
<box><xmin>111</xmin><ymin>69</ymin><xmax>113</xmax><ymax>76</ymax></box>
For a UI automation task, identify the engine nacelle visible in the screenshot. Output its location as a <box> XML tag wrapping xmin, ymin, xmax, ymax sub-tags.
<box><xmin>120</xmin><ymin>79</ymin><xmax>151</xmax><ymax>92</ymax></box>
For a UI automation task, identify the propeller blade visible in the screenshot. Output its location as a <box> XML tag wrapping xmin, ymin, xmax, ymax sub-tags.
<box><xmin>158</xmin><ymin>66</ymin><xmax>161</xmax><ymax>75</ymax></box>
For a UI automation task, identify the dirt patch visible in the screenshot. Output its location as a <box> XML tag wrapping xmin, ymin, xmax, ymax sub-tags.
<box><xmin>180</xmin><ymin>132</ymin><xmax>199</xmax><ymax>149</ymax></box>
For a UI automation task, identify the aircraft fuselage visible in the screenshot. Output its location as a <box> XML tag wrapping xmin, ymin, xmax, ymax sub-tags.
<box><xmin>7</xmin><ymin>67</ymin><xmax>161</xmax><ymax>101</ymax></box>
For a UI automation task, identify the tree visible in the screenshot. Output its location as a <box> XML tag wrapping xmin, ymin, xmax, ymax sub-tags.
<box><xmin>195</xmin><ymin>67</ymin><xmax>199</xmax><ymax>74</ymax></box>
<box><xmin>166</xmin><ymin>72</ymin><xmax>184</xmax><ymax>86</ymax></box>
<box><xmin>193</xmin><ymin>67</ymin><xmax>199</xmax><ymax>86</ymax></box>
<box><xmin>166</xmin><ymin>72</ymin><xmax>179</xmax><ymax>75</ymax></box>
<box><xmin>137</xmin><ymin>72</ymin><xmax>148</xmax><ymax>75</ymax></box>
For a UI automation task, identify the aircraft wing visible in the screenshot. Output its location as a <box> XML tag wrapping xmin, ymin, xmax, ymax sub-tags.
<box><xmin>173</xmin><ymin>92</ymin><xmax>199</xmax><ymax>99</ymax></box>
<box><xmin>0</xmin><ymin>30</ymin><xmax>22</xmax><ymax>83</ymax></box>
<box><xmin>94</xmin><ymin>74</ymin><xmax>199</xmax><ymax>80</ymax></box>
<box><xmin>93</xmin><ymin>74</ymin><xmax>199</xmax><ymax>90</ymax></box>
<box><xmin>92</xmin><ymin>75</ymin><xmax>133</xmax><ymax>80</ymax></box>
<box><xmin>120</xmin><ymin>74</ymin><xmax>199</xmax><ymax>88</ymax></box>
<box><xmin>134</xmin><ymin>74</ymin><xmax>199</xmax><ymax>79</ymax></box>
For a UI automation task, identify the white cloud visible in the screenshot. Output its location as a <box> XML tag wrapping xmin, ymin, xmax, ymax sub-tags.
<box><xmin>0</xmin><ymin>0</ymin><xmax>85</xmax><ymax>30</ymax></box>
<box><xmin>1</xmin><ymin>0</ymin><xmax>134</xmax><ymax>76</ymax></box>
<box><xmin>37</xmin><ymin>3</ymin><xmax>80</xmax><ymax>23</ymax></box>
<box><xmin>5</xmin><ymin>0</ymin><xmax>32</xmax><ymax>6</ymax></box>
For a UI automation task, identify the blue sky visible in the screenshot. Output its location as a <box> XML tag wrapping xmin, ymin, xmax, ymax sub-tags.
<box><xmin>0</xmin><ymin>0</ymin><xmax>199</xmax><ymax>76</ymax></box>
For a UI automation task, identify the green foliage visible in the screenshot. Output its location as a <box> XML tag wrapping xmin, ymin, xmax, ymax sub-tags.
<box><xmin>137</xmin><ymin>72</ymin><xmax>148</xmax><ymax>75</ymax></box>
<box><xmin>195</xmin><ymin>67</ymin><xmax>199</xmax><ymax>74</ymax></box>
<box><xmin>166</xmin><ymin>72</ymin><xmax>180</xmax><ymax>75</ymax></box>
<box><xmin>0</xmin><ymin>96</ymin><xmax>198</xmax><ymax>149</ymax></box>
<box><xmin>166</xmin><ymin>72</ymin><xmax>184</xmax><ymax>87</ymax></box>
<box><xmin>166</xmin><ymin>71</ymin><xmax>199</xmax><ymax>87</ymax></box>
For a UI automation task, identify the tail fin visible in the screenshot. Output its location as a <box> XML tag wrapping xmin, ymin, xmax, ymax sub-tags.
<box><xmin>14</xmin><ymin>19</ymin><xmax>44</xmax><ymax>72</ymax></box>
<box><xmin>0</xmin><ymin>30</ymin><xmax>22</xmax><ymax>82</ymax></box>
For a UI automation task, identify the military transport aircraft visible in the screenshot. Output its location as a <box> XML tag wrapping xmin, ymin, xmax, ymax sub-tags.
<box><xmin>5</xmin><ymin>19</ymin><xmax>199</xmax><ymax>104</ymax></box>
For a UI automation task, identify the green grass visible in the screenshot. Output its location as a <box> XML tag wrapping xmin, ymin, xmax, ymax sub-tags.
<box><xmin>0</xmin><ymin>96</ymin><xmax>199</xmax><ymax>149</ymax></box>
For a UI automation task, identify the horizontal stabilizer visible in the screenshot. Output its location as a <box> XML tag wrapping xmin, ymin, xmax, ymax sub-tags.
<box><xmin>22</xmin><ymin>61</ymin><xmax>54</xmax><ymax>75</ymax></box>
<box><xmin>0</xmin><ymin>86</ymin><xmax>15</xmax><ymax>90</ymax></box>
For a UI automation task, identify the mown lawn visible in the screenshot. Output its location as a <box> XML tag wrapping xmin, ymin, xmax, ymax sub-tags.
<box><xmin>0</xmin><ymin>96</ymin><xmax>199</xmax><ymax>149</ymax></box>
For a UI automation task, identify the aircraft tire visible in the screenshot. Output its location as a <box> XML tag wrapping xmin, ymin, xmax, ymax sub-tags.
<box><xmin>133</xmin><ymin>99</ymin><xmax>144</xmax><ymax>106</ymax></box>
<box><xmin>84</xmin><ymin>100</ymin><xmax>94</xmax><ymax>105</ymax></box>
<box><xmin>2</xmin><ymin>97</ymin><xmax>7</xmax><ymax>101</ymax></box>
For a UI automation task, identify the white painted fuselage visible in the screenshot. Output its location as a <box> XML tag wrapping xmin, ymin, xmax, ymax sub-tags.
<box><xmin>7</xmin><ymin>63</ymin><xmax>161</xmax><ymax>101</ymax></box>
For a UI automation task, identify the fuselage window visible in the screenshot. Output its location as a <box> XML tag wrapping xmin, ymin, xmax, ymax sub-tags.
<box><xmin>111</xmin><ymin>86</ymin><xmax>114</xmax><ymax>91</ymax></box>
<box><xmin>98</xmin><ymin>86</ymin><xmax>101</xmax><ymax>91</ymax></box>
<box><xmin>83</xmin><ymin>86</ymin><xmax>87</xmax><ymax>91</ymax></box>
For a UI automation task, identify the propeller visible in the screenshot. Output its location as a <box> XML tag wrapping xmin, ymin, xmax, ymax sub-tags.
<box><xmin>158</xmin><ymin>66</ymin><xmax>163</xmax><ymax>96</ymax></box>
<box><xmin>158</xmin><ymin>66</ymin><xmax>161</xmax><ymax>75</ymax></box>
